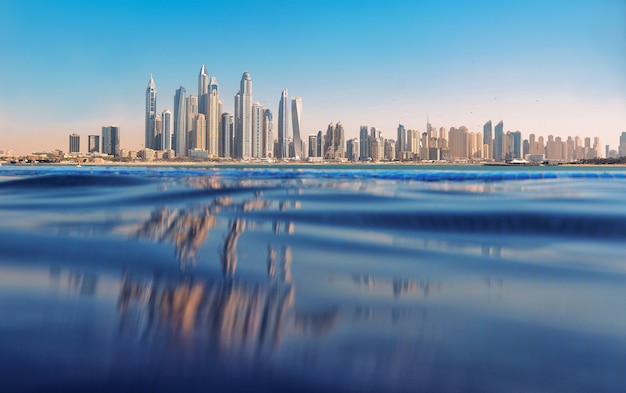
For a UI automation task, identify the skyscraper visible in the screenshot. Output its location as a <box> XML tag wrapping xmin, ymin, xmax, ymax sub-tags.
<box><xmin>162</xmin><ymin>109</ymin><xmax>172</xmax><ymax>151</ymax></box>
<box><xmin>359</xmin><ymin>126</ymin><xmax>369</xmax><ymax>160</ymax></box>
<box><xmin>220</xmin><ymin>113</ymin><xmax>233</xmax><ymax>158</ymax></box>
<box><xmin>483</xmin><ymin>120</ymin><xmax>492</xmax><ymax>159</ymax></box>
<box><xmin>291</xmin><ymin>97</ymin><xmax>302</xmax><ymax>159</ymax></box>
<box><xmin>234</xmin><ymin>72</ymin><xmax>253</xmax><ymax>159</ymax></box>
<box><xmin>193</xmin><ymin>114</ymin><xmax>206</xmax><ymax>152</ymax></box>
<box><xmin>145</xmin><ymin>75</ymin><xmax>157</xmax><ymax>149</ymax></box>
<box><xmin>277</xmin><ymin>89</ymin><xmax>289</xmax><ymax>160</ymax></box>
<box><xmin>397</xmin><ymin>124</ymin><xmax>406</xmax><ymax>159</ymax></box>
<box><xmin>198</xmin><ymin>65</ymin><xmax>209</xmax><ymax>113</ymax></box>
<box><xmin>207</xmin><ymin>77</ymin><xmax>220</xmax><ymax>157</ymax></box>
<box><xmin>69</xmin><ymin>133</ymin><xmax>80</xmax><ymax>153</ymax></box>
<box><xmin>494</xmin><ymin>121</ymin><xmax>504</xmax><ymax>161</ymax></box>
<box><xmin>102</xmin><ymin>126</ymin><xmax>120</xmax><ymax>157</ymax></box>
<box><xmin>88</xmin><ymin>135</ymin><xmax>99</xmax><ymax>153</ymax></box>
<box><xmin>251</xmin><ymin>102</ymin><xmax>264</xmax><ymax>158</ymax></box>
<box><xmin>308</xmin><ymin>135</ymin><xmax>318</xmax><ymax>157</ymax></box>
<box><xmin>173</xmin><ymin>87</ymin><xmax>186</xmax><ymax>157</ymax></box>
<box><xmin>263</xmin><ymin>109</ymin><xmax>273</xmax><ymax>158</ymax></box>
<box><xmin>185</xmin><ymin>94</ymin><xmax>198</xmax><ymax>151</ymax></box>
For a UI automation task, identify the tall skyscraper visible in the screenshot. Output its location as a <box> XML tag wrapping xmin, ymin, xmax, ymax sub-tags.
<box><xmin>234</xmin><ymin>72</ymin><xmax>252</xmax><ymax>159</ymax></box>
<box><xmin>494</xmin><ymin>121</ymin><xmax>504</xmax><ymax>161</ymax></box>
<box><xmin>173</xmin><ymin>87</ymin><xmax>186</xmax><ymax>157</ymax></box>
<box><xmin>69</xmin><ymin>133</ymin><xmax>80</xmax><ymax>153</ymax></box>
<box><xmin>153</xmin><ymin>114</ymin><xmax>162</xmax><ymax>149</ymax></box>
<box><xmin>251</xmin><ymin>102</ymin><xmax>264</xmax><ymax>158</ymax></box>
<box><xmin>162</xmin><ymin>109</ymin><xmax>172</xmax><ymax>151</ymax></box>
<box><xmin>483</xmin><ymin>120</ymin><xmax>492</xmax><ymax>159</ymax></box>
<box><xmin>207</xmin><ymin>77</ymin><xmax>220</xmax><ymax>157</ymax></box>
<box><xmin>291</xmin><ymin>97</ymin><xmax>302</xmax><ymax>159</ymax></box>
<box><xmin>88</xmin><ymin>135</ymin><xmax>99</xmax><ymax>153</ymax></box>
<box><xmin>396</xmin><ymin>124</ymin><xmax>406</xmax><ymax>159</ymax></box>
<box><xmin>277</xmin><ymin>89</ymin><xmax>289</xmax><ymax>159</ymax></box>
<box><xmin>220</xmin><ymin>113</ymin><xmax>233</xmax><ymax>158</ymax></box>
<box><xmin>359</xmin><ymin>126</ymin><xmax>369</xmax><ymax>160</ymax></box>
<box><xmin>185</xmin><ymin>94</ymin><xmax>198</xmax><ymax>151</ymax></box>
<box><xmin>102</xmin><ymin>126</ymin><xmax>120</xmax><ymax>157</ymax></box>
<box><xmin>263</xmin><ymin>109</ymin><xmax>273</xmax><ymax>158</ymax></box>
<box><xmin>145</xmin><ymin>74</ymin><xmax>157</xmax><ymax>149</ymax></box>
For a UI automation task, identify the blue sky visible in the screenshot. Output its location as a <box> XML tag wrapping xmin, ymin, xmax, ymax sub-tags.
<box><xmin>1</xmin><ymin>0</ymin><xmax>624</xmax><ymax>154</ymax></box>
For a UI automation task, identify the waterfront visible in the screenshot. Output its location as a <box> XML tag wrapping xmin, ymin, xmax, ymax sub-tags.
<box><xmin>0</xmin><ymin>165</ymin><xmax>625</xmax><ymax>392</ymax></box>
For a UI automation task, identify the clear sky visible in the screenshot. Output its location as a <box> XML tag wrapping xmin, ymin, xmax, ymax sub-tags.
<box><xmin>1</xmin><ymin>0</ymin><xmax>624</xmax><ymax>155</ymax></box>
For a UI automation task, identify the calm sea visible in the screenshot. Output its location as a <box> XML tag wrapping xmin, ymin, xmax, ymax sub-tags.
<box><xmin>1</xmin><ymin>165</ymin><xmax>625</xmax><ymax>393</ymax></box>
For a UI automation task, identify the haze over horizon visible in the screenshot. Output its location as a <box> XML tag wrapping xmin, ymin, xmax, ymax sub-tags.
<box><xmin>1</xmin><ymin>0</ymin><xmax>624</xmax><ymax>155</ymax></box>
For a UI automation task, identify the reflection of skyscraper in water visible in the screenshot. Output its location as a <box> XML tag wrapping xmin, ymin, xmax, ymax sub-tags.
<box><xmin>221</xmin><ymin>219</ymin><xmax>246</xmax><ymax>277</ymax></box>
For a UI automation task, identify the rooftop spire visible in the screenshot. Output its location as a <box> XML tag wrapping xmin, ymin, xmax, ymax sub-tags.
<box><xmin>200</xmin><ymin>64</ymin><xmax>207</xmax><ymax>76</ymax></box>
<box><xmin>147</xmin><ymin>73</ymin><xmax>156</xmax><ymax>89</ymax></box>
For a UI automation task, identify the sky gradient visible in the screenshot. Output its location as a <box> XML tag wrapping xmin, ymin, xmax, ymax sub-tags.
<box><xmin>1</xmin><ymin>0</ymin><xmax>625</xmax><ymax>155</ymax></box>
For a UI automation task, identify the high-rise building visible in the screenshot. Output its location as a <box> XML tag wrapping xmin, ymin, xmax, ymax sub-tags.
<box><xmin>346</xmin><ymin>139</ymin><xmax>359</xmax><ymax>161</ymax></box>
<box><xmin>316</xmin><ymin>130</ymin><xmax>323</xmax><ymax>158</ymax></box>
<box><xmin>185</xmin><ymin>94</ymin><xmax>198</xmax><ymax>151</ymax></box>
<box><xmin>494</xmin><ymin>121</ymin><xmax>504</xmax><ymax>161</ymax></box>
<box><xmin>323</xmin><ymin>122</ymin><xmax>345</xmax><ymax>160</ymax></box>
<box><xmin>359</xmin><ymin>126</ymin><xmax>369</xmax><ymax>160</ymax></box>
<box><xmin>193</xmin><ymin>114</ymin><xmax>206</xmax><ymax>152</ymax></box>
<box><xmin>483</xmin><ymin>121</ymin><xmax>492</xmax><ymax>159</ymax></box>
<box><xmin>396</xmin><ymin>124</ymin><xmax>406</xmax><ymax>159</ymax></box>
<box><xmin>198</xmin><ymin>65</ymin><xmax>209</xmax><ymax>121</ymax></box>
<box><xmin>69</xmin><ymin>133</ymin><xmax>80</xmax><ymax>153</ymax></box>
<box><xmin>308</xmin><ymin>135</ymin><xmax>318</xmax><ymax>157</ymax></box>
<box><xmin>291</xmin><ymin>97</ymin><xmax>302</xmax><ymax>159</ymax></box>
<box><xmin>173</xmin><ymin>87</ymin><xmax>186</xmax><ymax>157</ymax></box>
<box><xmin>220</xmin><ymin>113</ymin><xmax>233</xmax><ymax>158</ymax></box>
<box><xmin>207</xmin><ymin>77</ymin><xmax>220</xmax><ymax>157</ymax></box>
<box><xmin>251</xmin><ymin>102</ymin><xmax>264</xmax><ymax>158</ymax></box>
<box><xmin>277</xmin><ymin>89</ymin><xmax>289</xmax><ymax>159</ymax></box>
<box><xmin>153</xmin><ymin>114</ymin><xmax>162</xmax><ymax>150</ymax></box>
<box><xmin>162</xmin><ymin>109</ymin><xmax>172</xmax><ymax>151</ymax></box>
<box><xmin>619</xmin><ymin>132</ymin><xmax>626</xmax><ymax>157</ymax></box>
<box><xmin>102</xmin><ymin>126</ymin><xmax>120</xmax><ymax>157</ymax></box>
<box><xmin>234</xmin><ymin>72</ymin><xmax>253</xmax><ymax>159</ymax></box>
<box><xmin>88</xmin><ymin>135</ymin><xmax>99</xmax><ymax>153</ymax></box>
<box><xmin>145</xmin><ymin>74</ymin><xmax>157</xmax><ymax>149</ymax></box>
<box><xmin>262</xmin><ymin>109</ymin><xmax>273</xmax><ymax>158</ymax></box>
<box><xmin>448</xmin><ymin>127</ymin><xmax>468</xmax><ymax>159</ymax></box>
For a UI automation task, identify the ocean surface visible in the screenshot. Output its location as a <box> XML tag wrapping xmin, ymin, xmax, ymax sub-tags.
<box><xmin>0</xmin><ymin>164</ymin><xmax>625</xmax><ymax>393</ymax></box>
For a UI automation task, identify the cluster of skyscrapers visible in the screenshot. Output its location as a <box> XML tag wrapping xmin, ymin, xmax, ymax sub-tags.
<box><xmin>145</xmin><ymin>68</ymin><xmax>304</xmax><ymax>160</ymax></box>
<box><xmin>59</xmin><ymin>69</ymin><xmax>621</xmax><ymax>163</ymax></box>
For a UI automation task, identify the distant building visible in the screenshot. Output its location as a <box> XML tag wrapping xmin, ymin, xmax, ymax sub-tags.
<box><xmin>252</xmin><ymin>102</ymin><xmax>264</xmax><ymax>158</ymax></box>
<box><xmin>263</xmin><ymin>109</ymin><xmax>273</xmax><ymax>158</ymax></box>
<box><xmin>277</xmin><ymin>89</ymin><xmax>289</xmax><ymax>160</ymax></box>
<box><xmin>207</xmin><ymin>77</ymin><xmax>220</xmax><ymax>157</ymax></box>
<box><xmin>173</xmin><ymin>87</ymin><xmax>186</xmax><ymax>157</ymax></box>
<box><xmin>291</xmin><ymin>97</ymin><xmax>303</xmax><ymax>159</ymax></box>
<box><xmin>69</xmin><ymin>133</ymin><xmax>80</xmax><ymax>153</ymax></box>
<box><xmin>145</xmin><ymin>74</ymin><xmax>157</xmax><ymax>149</ymax></box>
<box><xmin>494</xmin><ymin>121</ymin><xmax>504</xmax><ymax>161</ymax></box>
<box><xmin>308</xmin><ymin>135</ymin><xmax>318</xmax><ymax>157</ymax></box>
<box><xmin>102</xmin><ymin>126</ymin><xmax>120</xmax><ymax>157</ymax></box>
<box><xmin>234</xmin><ymin>72</ymin><xmax>253</xmax><ymax>159</ymax></box>
<box><xmin>88</xmin><ymin>135</ymin><xmax>100</xmax><ymax>153</ymax></box>
<box><xmin>161</xmin><ymin>109</ymin><xmax>172</xmax><ymax>151</ymax></box>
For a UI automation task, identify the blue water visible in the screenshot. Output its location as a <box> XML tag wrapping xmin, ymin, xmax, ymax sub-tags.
<box><xmin>1</xmin><ymin>165</ymin><xmax>625</xmax><ymax>393</ymax></box>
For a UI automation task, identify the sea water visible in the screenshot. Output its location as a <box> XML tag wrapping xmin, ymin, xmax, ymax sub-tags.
<box><xmin>0</xmin><ymin>165</ymin><xmax>625</xmax><ymax>393</ymax></box>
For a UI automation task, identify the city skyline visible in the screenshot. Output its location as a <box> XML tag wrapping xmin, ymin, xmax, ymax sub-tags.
<box><xmin>1</xmin><ymin>1</ymin><xmax>625</xmax><ymax>155</ymax></box>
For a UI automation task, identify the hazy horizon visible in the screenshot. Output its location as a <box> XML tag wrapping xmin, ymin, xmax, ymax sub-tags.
<box><xmin>1</xmin><ymin>0</ymin><xmax>625</xmax><ymax>155</ymax></box>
